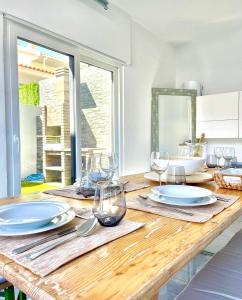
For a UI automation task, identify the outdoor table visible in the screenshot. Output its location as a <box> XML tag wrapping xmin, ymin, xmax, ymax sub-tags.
<box><xmin>0</xmin><ymin>173</ymin><xmax>241</xmax><ymax>300</ymax></box>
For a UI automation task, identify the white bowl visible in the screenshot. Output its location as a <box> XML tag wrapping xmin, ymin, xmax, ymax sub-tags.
<box><xmin>157</xmin><ymin>157</ymin><xmax>205</xmax><ymax>175</ymax></box>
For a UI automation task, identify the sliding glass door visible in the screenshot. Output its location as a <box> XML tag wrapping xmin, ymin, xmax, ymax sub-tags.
<box><xmin>17</xmin><ymin>38</ymin><xmax>74</xmax><ymax>194</ymax></box>
<box><xmin>4</xmin><ymin>19</ymin><xmax>80</xmax><ymax>196</ymax></box>
<box><xmin>79</xmin><ymin>58</ymin><xmax>121</xmax><ymax>174</ymax></box>
<box><xmin>4</xmin><ymin>18</ymin><xmax>121</xmax><ymax>197</ymax></box>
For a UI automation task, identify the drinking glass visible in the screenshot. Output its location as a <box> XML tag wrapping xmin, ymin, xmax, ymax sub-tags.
<box><xmin>100</xmin><ymin>153</ymin><xmax>119</xmax><ymax>181</ymax></box>
<box><xmin>93</xmin><ymin>181</ymin><xmax>126</xmax><ymax>227</ymax></box>
<box><xmin>214</xmin><ymin>147</ymin><xmax>223</xmax><ymax>168</ymax></box>
<box><xmin>166</xmin><ymin>165</ymin><xmax>186</xmax><ymax>185</ymax></box>
<box><xmin>87</xmin><ymin>153</ymin><xmax>111</xmax><ymax>184</ymax></box>
<box><xmin>206</xmin><ymin>154</ymin><xmax>217</xmax><ymax>168</ymax></box>
<box><xmin>151</xmin><ymin>151</ymin><xmax>169</xmax><ymax>187</ymax></box>
<box><xmin>223</xmin><ymin>147</ymin><xmax>235</xmax><ymax>167</ymax></box>
<box><xmin>73</xmin><ymin>153</ymin><xmax>95</xmax><ymax>196</ymax></box>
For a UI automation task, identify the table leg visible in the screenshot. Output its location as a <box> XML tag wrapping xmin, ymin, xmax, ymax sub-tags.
<box><xmin>4</xmin><ymin>286</ymin><xmax>15</xmax><ymax>300</ymax></box>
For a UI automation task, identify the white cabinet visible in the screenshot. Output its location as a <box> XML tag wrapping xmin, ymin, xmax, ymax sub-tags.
<box><xmin>196</xmin><ymin>92</ymin><xmax>239</xmax><ymax>121</ymax></box>
<box><xmin>196</xmin><ymin>92</ymin><xmax>239</xmax><ymax>138</ymax></box>
<box><xmin>197</xmin><ymin>120</ymin><xmax>238</xmax><ymax>138</ymax></box>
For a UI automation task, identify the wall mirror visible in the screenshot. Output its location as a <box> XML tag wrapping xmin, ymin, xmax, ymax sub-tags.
<box><xmin>151</xmin><ymin>88</ymin><xmax>197</xmax><ymax>155</ymax></box>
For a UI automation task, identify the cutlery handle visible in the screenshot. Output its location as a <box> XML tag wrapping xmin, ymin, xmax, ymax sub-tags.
<box><xmin>13</xmin><ymin>227</ymin><xmax>76</xmax><ymax>254</ymax></box>
<box><xmin>26</xmin><ymin>234</ymin><xmax>74</xmax><ymax>260</ymax></box>
<box><xmin>171</xmin><ymin>208</ymin><xmax>193</xmax><ymax>216</ymax></box>
<box><xmin>138</xmin><ymin>197</ymin><xmax>193</xmax><ymax>216</ymax></box>
<box><xmin>13</xmin><ymin>235</ymin><xmax>59</xmax><ymax>254</ymax></box>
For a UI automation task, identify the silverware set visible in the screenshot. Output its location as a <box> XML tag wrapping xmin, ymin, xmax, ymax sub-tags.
<box><xmin>13</xmin><ymin>217</ymin><xmax>98</xmax><ymax>260</ymax></box>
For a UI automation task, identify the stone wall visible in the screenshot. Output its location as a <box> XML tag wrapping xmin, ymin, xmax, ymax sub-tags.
<box><xmin>40</xmin><ymin>67</ymin><xmax>71</xmax><ymax>185</ymax></box>
<box><xmin>80</xmin><ymin>65</ymin><xmax>112</xmax><ymax>152</ymax></box>
<box><xmin>36</xmin><ymin>65</ymin><xmax>112</xmax><ymax>184</ymax></box>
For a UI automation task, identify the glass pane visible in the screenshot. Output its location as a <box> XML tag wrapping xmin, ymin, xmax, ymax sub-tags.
<box><xmin>18</xmin><ymin>38</ymin><xmax>72</xmax><ymax>194</ymax></box>
<box><xmin>80</xmin><ymin>62</ymin><xmax>113</xmax><ymax>160</ymax></box>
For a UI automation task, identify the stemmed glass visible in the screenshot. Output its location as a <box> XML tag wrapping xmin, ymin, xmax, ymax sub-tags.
<box><xmin>151</xmin><ymin>151</ymin><xmax>169</xmax><ymax>187</ymax></box>
<box><xmin>214</xmin><ymin>147</ymin><xmax>223</xmax><ymax>168</ymax></box>
<box><xmin>87</xmin><ymin>153</ymin><xmax>111</xmax><ymax>185</ymax></box>
<box><xmin>93</xmin><ymin>181</ymin><xmax>126</xmax><ymax>227</ymax></box>
<box><xmin>100</xmin><ymin>153</ymin><xmax>119</xmax><ymax>182</ymax></box>
<box><xmin>223</xmin><ymin>147</ymin><xmax>235</xmax><ymax>167</ymax></box>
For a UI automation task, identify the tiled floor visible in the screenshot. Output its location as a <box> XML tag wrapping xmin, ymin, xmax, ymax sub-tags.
<box><xmin>159</xmin><ymin>215</ymin><xmax>242</xmax><ymax>300</ymax></box>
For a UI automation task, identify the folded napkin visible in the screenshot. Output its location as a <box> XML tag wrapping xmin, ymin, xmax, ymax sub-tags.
<box><xmin>0</xmin><ymin>219</ymin><xmax>144</xmax><ymax>277</ymax></box>
<box><xmin>44</xmin><ymin>182</ymin><xmax>150</xmax><ymax>200</ymax></box>
<box><xmin>126</xmin><ymin>193</ymin><xmax>240</xmax><ymax>223</ymax></box>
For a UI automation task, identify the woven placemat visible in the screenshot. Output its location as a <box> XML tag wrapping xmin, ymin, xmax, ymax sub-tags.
<box><xmin>44</xmin><ymin>182</ymin><xmax>150</xmax><ymax>200</ymax></box>
<box><xmin>126</xmin><ymin>193</ymin><xmax>240</xmax><ymax>223</ymax></box>
<box><xmin>0</xmin><ymin>219</ymin><xmax>144</xmax><ymax>277</ymax></box>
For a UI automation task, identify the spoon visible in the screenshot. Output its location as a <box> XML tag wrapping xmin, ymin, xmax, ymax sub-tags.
<box><xmin>25</xmin><ymin>217</ymin><xmax>98</xmax><ymax>260</ymax></box>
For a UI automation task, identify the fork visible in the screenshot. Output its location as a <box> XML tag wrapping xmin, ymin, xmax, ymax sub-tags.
<box><xmin>25</xmin><ymin>217</ymin><xmax>98</xmax><ymax>260</ymax></box>
<box><xmin>138</xmin><ymin>196</ymin><xmax>194</xmax><ymax>216</ymax></box>
<box><xmin>215</xmin><ymin>195</ymin><xmax>230</xmax><ymax>202</ymax></box>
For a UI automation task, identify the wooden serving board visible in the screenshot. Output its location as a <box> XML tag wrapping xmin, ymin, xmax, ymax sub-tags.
<box><xmin>144</xmin><ymin>171</ymin><xmax>213</xmax><ymax>184</ymax></box>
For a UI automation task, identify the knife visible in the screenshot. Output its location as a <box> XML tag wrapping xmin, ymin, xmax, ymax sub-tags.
<box><xmin>12</xmin><ymin>225</ymin><xmax>79</xmax><ymax>255</ymax></box>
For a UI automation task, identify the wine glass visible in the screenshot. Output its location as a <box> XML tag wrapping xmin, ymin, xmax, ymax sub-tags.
<box><xmin>151</xmin><ymin>151</ymin><xmax>169</xmax><ymax>187</ymax></box>
<box><xmin>100</xmin><ymin>153</ymin><xmax>119</xmax><ymax>182</ymax></box>
<box><xmin>93</xmin><ymin>181</ymin><xmax>126</xmax><ymax>227</ymax></box>
<box><xmin>214</xmin><ymin>147</ymin><xmax>223</xmax><ymax>168</ymax></box>
<box><xmin>223</xmin><ymin>147</ymin><xmax>235</xmax><ymax>167</ymax></box>
<box><xmin>87</xmin><ymin>153</ymin><xmax>110</xmax><ymax>184</ymax></box>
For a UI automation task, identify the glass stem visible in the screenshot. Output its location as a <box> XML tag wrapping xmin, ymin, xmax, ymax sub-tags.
<box><xmin>216</xmin><ymin>158</ymin><xmax>220</xmax><ymax>169</ymax></box>
<box><xmin>159</xmin><ymin>173</ymin><xmax>162</xmax><ymax>187</ymax></box>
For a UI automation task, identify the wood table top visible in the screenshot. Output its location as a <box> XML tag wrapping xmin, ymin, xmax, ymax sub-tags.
<box><xmin>0</xmin><ymin>173</ymin><xmax>242</xmax><ymax>300</ymax></box>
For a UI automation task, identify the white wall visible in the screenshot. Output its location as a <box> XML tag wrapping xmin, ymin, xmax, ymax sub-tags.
<box><xmin>0</xmin><ymin>1</ymin><xmax>176</xmax><ymax>194</ymax></box>
<box><xmin>123</xmin><ymin>23</ymin><xmax>175</xmax><ymax>174</ymax></box>
<box><xmin>176</xmin><ymin>27</ymin><xmax>242</xmax><ymax>161</ymax></box>
<box><xmin>176</xmin><ymin>26</ymin><xmax>242</xmax><ymax>94</ymax></box>
<box><xmin>19</xmin><ymin>105</ymin><xmax>42</xmax><ymax>178</ymax></box>
<box><xmin>0</xmin><ymin>0</ymin><xmax>131</xmax><ymax>63</ymax></box>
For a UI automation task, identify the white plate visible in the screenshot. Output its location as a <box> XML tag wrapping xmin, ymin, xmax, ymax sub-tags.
<box><xmin>148</xmin><ymin>193</ymin><xmax>217</xmax><ymax>207</ymax></box>
<box><xmin>144</xmin><ymin>171</ymin><xmax>213</xmax><ymax>184</ymax></box>
<box><xmin>0</xmin><ymin>209</ymin><xmax>75</xmax><ymax>236</ymax></box>
<box><xmin>0</xmin><ymin>201</ymin><xmax>70</xmax><ymax>229</ymax></box>
<box><xmin>151</xmin><ymin>185</ymin><xmax>212</xmax><ymax>200</ymax></box>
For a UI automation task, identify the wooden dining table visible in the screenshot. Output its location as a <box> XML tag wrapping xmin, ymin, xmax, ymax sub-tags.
<box><xmin>0</xmin><ymin>173</ymin><xmax>242</xmax><ymax>300</ymax></box>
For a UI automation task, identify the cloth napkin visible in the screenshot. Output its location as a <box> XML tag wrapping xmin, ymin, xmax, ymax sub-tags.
<box><xmin>126</xmin><ymin>193</ymin><xmax>240</xmax><ymax>223</ymax></box>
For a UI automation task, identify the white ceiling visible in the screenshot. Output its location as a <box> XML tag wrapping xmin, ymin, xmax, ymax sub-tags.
<box><xmin>110</xmin><ymin>0</ymin><xmax>242</xmax><ymax>44</ymax></box>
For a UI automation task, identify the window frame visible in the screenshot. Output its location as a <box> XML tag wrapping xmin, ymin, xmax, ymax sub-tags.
<box><xmin>2</xmin><ymin>15</ymin><xmax>123</xmax><ymax>196</ymax></box>
<box><xmin>79</xmin><ymin>55</ymin><xmax>123</xmax><ymax>174</ymax></box>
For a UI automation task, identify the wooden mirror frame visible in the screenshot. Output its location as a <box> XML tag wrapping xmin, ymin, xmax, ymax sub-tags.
<box><xmin>151</xmin><ymin>88</ymin><xmax>197</xmax><ymax>152</ymax></box>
